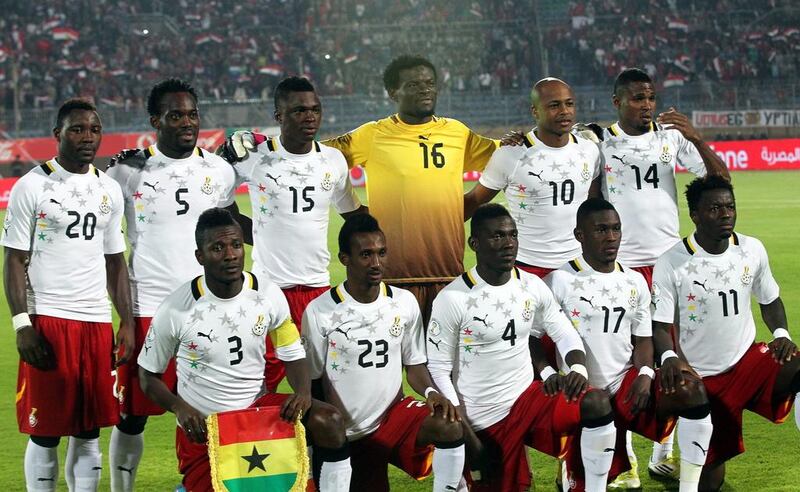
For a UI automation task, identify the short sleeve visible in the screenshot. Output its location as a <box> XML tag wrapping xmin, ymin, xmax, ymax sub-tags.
<box><xmin>329</xmin><ymin>151</ymin><xmax>361</xmax><ymax>214</ymax></box>
<box><xmin>463</xmin><ymin>130</ymin><xmax>499</xmax><ymax>172</ymax></box>
<box><xmin>103</xmin><ymin>181</ymin><xmax>126</xmax><ymax>255</ymax></box>
<box><xmin>322</xmin><ymin>122</ymin><xmax>376</xmax><ymax>169</ymax></box>
<box><xmin>1</xmin><ymin>176</ymin><xmax>37</xmax><ymax>251</ymax></box>
<box><xmin>672</xmin><ymin>131</ymin><xmax>706</xmax><ymax>176</ymax></box>
<box><xmin>137</xmin><ymin>303</ymin><xmax>181</xmax><ymax>374</ymax></box>
<box><xmin>532</xmin><ymin>281</ymin><xmax>574</xmax><ymax>339</ymax></box>
<box><xmin>478</xmin><ymin>146</ymin><xmax>518</xmax><ymax>191</ymax></box>
<box><xmin>651</xmin><ymin>256</ymin><xmax>678</xmax><ymax>324</ymax></box>
<box><xmin>215</xmin><ymin>156</ymin><xmax>237</xmax><ymax>207</ymax></box>
<box><xmin>400</xmin><ymin>293</ymin><xmax>427</xmax><ymax>366</ymax></box>
<box><xmin>301</xmin><ymin>303</ymin><xmax>327</xmax><ymax>379</ymax></box>
<box><xmin>426</xmin><ymin>289</ymin><xmax>462</xmax><ymax>367</ymax></box>
<box><xmin>631</xmin><ymin>273</ymin><xmax>652</xmax><ymax>337</ymax></box>
<box><xmin>232</xmin><ymin>149</ymin><xmax>262</xmax><ymax>187</ymax></box>
<box><xmin>751</xmin><ymin>240</ymin><xmax>780</xmax><ymax>305</ymax></box>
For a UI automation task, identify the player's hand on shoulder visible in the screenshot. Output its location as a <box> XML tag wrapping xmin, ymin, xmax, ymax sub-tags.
<box><xmin>768</xmin><ymin>335</ymin><xmax>797</xmax><ymax>365</ymax></box>
<box><xmin>499</xmin><ymin>130</ymin><xmax>526</xmax><ymax>147</ymax></box>
<box><xmin>114</xmin><ymin>321</ymin><xmax>135</xmax><ymax>367</ymax></box>
<box><xmin>561</xmin><ymin>369</ymin><xmax>588</xmax><ymax>402</ymax></box>
<box><xmin>175</xmin><ymin>400</ymin><xmax>207</xmax><ymax>443</ymax></box>
<box><xmin>108</xmin><ymin>148</ymin><xmax>142</xmax><ymax>168</ymax></box>
<box><xmin>16</xmin><ymin>325</ymin><xmax>55</xmax><ymax>370</ymax></box>
<box><xmin>656</xmin><ymin>107</ymin><xmax>701</xmax><ymax>142</ymax></box>
<box><xmin>426</xmin><ymin>390</ymin><xmax>460</xmax><ymax>422</ymax></box>
<box><xmin>624</xmin><ymin>374</ymin><xmax>652</xmax><ymax>415</ymax></box>
<box><xmin>216</xmin><ymin>131</ymin><xmax>256</xmax><ymax>163</ymax></box>
<box><xmin>572</xmin><ymin>122</ymin><xmax>603</xmax><ymax>144</ymax></box>
<box><xmin>280</xmin><ymin>392</ymin><xmax>312</xmax><ymax>422</ymax></box>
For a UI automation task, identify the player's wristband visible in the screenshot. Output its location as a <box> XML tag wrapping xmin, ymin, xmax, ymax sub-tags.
<box><xmin>540</xmin><ymin>366</ymin><xmax>557</xmax><ymax>381</ymax></box>
<box><xmin>424</xmin><ymin>387</ymin><xmax>439</xmax><ymax>399</ymax></box>
<box><xmin>660</xmin><ymin>350</ymin><xmax>679</xmax><ymax>365</ymax></box>
<box><xmin>12</xmin><ymin>313</ymin><xmax>32</xmax><ymax>332</ymax></box>
<box><xmin>569</xmin><ymin>364</ymin><xmax>588</xmax><ymax>379</ymax></box>
<box><xmin>638</xmin><ymin>366</ymin><xmax>655</xmax><ymax>380</ymax></box>
<box><xmin>772</xmin><ymin>328</ymin><xmax>792</xmax><ymax>341</ymax></box>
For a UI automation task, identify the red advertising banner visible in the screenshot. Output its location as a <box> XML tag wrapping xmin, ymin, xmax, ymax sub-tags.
<box><xmin>677</xmin><ymin>138</ymin><xmax>800</xmax><ymax>171</ymax></box>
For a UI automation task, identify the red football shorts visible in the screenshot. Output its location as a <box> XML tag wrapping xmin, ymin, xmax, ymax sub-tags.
<box><xmin>265</xmin><ymin>285</ymin><xmax>328</xmax><ymax>392</ymax></box>
<box><xmin>565</xmin><ymin>368</ymin><xmax>677</xmax><ymax>490</ymax></box>
<box><xmin>16</xmin><ymin>315</ymin><xmax>119</xmax><ymax>436</ymax></box>
<box><xmin>176</xmin><ymin>393</ymin><xmax>291</xmax><ymax>492</ymax></box>
<box><xmin>702</xmin><ymin>342</ymin><xmax>795</xmax><ymax>464</ymax></box>
<box><xmin>630</xmin><ymin>265</ymin><xmax>654</xmax><ymax>289</ymax></box>
<box><xmin>470</xmin><ymin>381</ymin><xmax>583</xmax><ymax>492</ymax></box>
<box><xmin>349</xmin><ymin>396</ymin><xmax>434</xmax><ymax>491</ymax></box>
<box><xmin>115</xmin><ymin>316</ymin><xmax>177</xmax><ymax>416</ymax></box>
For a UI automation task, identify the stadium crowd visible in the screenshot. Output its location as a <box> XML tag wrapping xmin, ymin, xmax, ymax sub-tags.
<box><xmin>2</xmin><ymin>0</ymin><xmax>799</xmax><ymax>113</ymax></box>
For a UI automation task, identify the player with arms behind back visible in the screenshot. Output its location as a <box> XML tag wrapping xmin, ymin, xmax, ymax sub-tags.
<box><xmin>303</xmin><ymin>214</ymin><xmax>465</xmax><ymax>491</ymax></box>
<box><xmin>3</xmin><ymin>99</ymin><xmax>133</xmax><ymax>491</ymax></box>
<box><xmin>543</xmin><ymin>198</ymin><xmax>712</xmax><ymax>491</ymax></box>
<box><xmin>651</xmin><ymin>176</ymin><xmax>799</xmax><ymax>491</ymax></box>
<box><xmin>105</xmin><ymin>78</ymin><xmax>238</xmax><ymax>492</ymax></box>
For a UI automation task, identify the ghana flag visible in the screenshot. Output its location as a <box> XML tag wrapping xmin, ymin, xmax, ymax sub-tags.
<box><xmin>207</xmin><ymin>406</ymin><xmax>309</xmax><ymax>492</ymax></box>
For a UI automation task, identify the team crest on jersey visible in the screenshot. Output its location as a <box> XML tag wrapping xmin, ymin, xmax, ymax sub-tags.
<box><xmin>28</xmin><ymin>408</ymin><xmax>38</xmax><ymax>428</ymax></box>
<box><xmin>580</xmin><ymin>162</ymin><xmax>591</xmax><ymax>181</ymax></box>
<box><xmin>389</xmin><ymin>316</ymin><xmax>403</xmax><ymax>337</ymax></box>
<box><xmin>99</xmin><ymin>195</ymin><xmax>112</xmax><ymax>214</ymax></box>
<box><xmin>252</xmin><ymin>314</ymin><xmax>267</xmax><ymax>336</ymax></box>
<box><xmin>429</xmin><ymin>319</ymin><xmax>441</xmax><ymax>336</ymax></box>
<box><xmin>320</xmin><ymin>172</ymin><xmax>333</xmax><ymax>191</ymax></box>
<box><xmin>659</xmin><ymin>145</ymin><xmax>673</xmax><ymax>163</ymax></box>
<box><xmin>201</xmin><ymin>176</ymin><xmax>214</xmax><ymax>195</ymax></box>
<box><xmin>522</xmin><ymin>299</ymin><xmax>533</xmax><ymax>320</ymax></box>
<box><xmin>628</xmin><ymin>289</ymin><xmax>638</xmax><ymax>308</ymax></box>
<box><xmin>741</xmin><ymin>266</ymin><xmax>753</xmax><ymax>285</ymax></box>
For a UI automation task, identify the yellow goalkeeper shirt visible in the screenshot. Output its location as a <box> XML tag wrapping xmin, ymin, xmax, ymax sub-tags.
<box><xmin>324</xmin><ymin>114</ymin><xmax>497</xmax><ymax>284</ymax></box>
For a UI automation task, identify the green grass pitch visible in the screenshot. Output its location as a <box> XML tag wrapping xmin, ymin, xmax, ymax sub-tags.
<box><xmin>0</xmin><ymin>171</ymin><xmax>798</xmax><ymax>491</ymax></box>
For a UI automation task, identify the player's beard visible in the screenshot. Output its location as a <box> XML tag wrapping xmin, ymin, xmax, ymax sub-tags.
<box><xmin>411</xmin><ymin>106</ymin><xmax>435</xmax><ymax>119</ymax></box>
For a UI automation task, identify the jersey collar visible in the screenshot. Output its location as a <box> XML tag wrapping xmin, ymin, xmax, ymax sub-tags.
<box><xmin>44</xmin><ymin>158</ymin><xmax>99</xmax><ymax>177</ymax></box>
<box><xmin>191</xmin><ymin>272</ymin><xmax>259</xmax><ymax>301</ymax></box>
<box><xmin>568</xmin><ymin>256</ymin><xmax>622</xmax><ymax>274</ymax></box>
<box><xmin>462</xmin><ymin>266</ymin><xmax>521</xmax><ymax>289</ymax></box>
<box><xmin>330</xmin><ymin>282</ymin><xmax>392</xmax><ymax>305</ymax></box>
<box><xmin>608</xmin><ymin>121</ymin><xmax>656</xmax><ymax>137</ymax></box>
<box><xmin>143</xmin><ymin>144</ymin><xmax>203</xmax><ymax>161</ymax></box>
<box><xmin>526</xmin><ymin>129</ymin><xmax>578</xmax><ymax>149</ymax></box>
<box><xmin>682</xmin><ymin>232</ymin><xmax>739</xmax><ymax>256</ymax></box>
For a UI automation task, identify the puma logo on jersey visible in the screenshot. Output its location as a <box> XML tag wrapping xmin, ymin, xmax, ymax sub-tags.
<box><xmin>472</xmin><ymin>315</ymin><xmax>489</xmax><ymax>327</ymax></box>
<box><xmin>692</xmin><ymin>441</ymin><xmax>708</xmax><ymax>456</ymax></box>
<box><xmin>418</xmin><ymin>135</ymin><xmax>430</xmax><ymax>140</ymax></box>
<box><xmin>143</xmin><ymin>181</ymin><xmax>159</xmax><ymax>191</ymax></box>
<box><xmin>197</xmin><ymin>330</ymin><xmax>214</xmax><ymax>341</ymax></box>
<box><xmin>693</xmin><ymin>280</ymin><xmax>710</xmax><ymax>292</ymax></box>
<box><xmin>117</xmin><ymin>465</ymin><xmax>135</xmax><ymax>474</ymax></box>
<box><xmin>331</xmin><ymin>326</ymin><xmax>353</xmax><ymax>340</ymax></box>
<box><xmin>266</xmin><ymin>173</ymin><xmax>281</xmax><ymax>186</ymax></box>
<box><xmin>428</xmin><ymin>337</ymin><xmax>441</xmax><ymax>350</ymax></box>
<box><xmin>49</xmin><ymin>198</ymin><xmax>63</xmax><ymax>206</ymax></box>
<box><xmin>611</xmin><ymin>155</ymin><xmax>627</xmax><ymax>166</ymax></box>
<box><xmin>528</xmin><ymin>170</ymin><xmax>544</xmax><ymax>181</ymax></box>
<box><xmin>579</xmin><ymin>296</ymin><xmax>595</xmax><ymax>308</ymax></box>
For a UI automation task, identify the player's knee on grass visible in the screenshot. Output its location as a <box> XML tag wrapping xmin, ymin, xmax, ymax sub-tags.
<box><xmin>73</xmin><ymin>428</ymin><xmax>100</xmax><ymax>439</ymax></box>
<box><xmin>579</xmin><ymin>389</ymin><xmax>613</xmax><ymax>423</ymax></box>
<box><xmin>116</xmin><ymin>415</ymin><xmax>148</xmax><ymax>435</ymax></box>
<box><xmin>30</xmin><ymin>436</ymin><xmax>60</xmax><ymax>448</ymax></box>
<box><xmin>307</xmin><ymin>403</ymin><xmax>347</xmax><ymax>449</ymax></box>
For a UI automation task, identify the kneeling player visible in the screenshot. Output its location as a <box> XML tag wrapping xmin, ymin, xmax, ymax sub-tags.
<box><xmin>543</xmin><ymin>198</ymin><xmax>712</xmax><ymax>491</ymax></box>
<box><xmin>427</xmin><ymin>204</ymin><xmax>617</xmax><ymax>492</ymax></box>
<box><xmin>303</xmin><ymin>214</ymin><xmax>465</xmax><ymax>491</ymax></box>
<box><xmin>138</xmin><ymin>209</ymin><xmax>352</xmax><ymax>492</ymax></box>
<box><xmin>652</xmin><ymin>176</ymin><xmax>800</xmax><ymax>491</ymax></box>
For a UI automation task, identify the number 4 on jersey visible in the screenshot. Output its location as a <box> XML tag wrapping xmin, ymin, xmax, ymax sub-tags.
<box><xmin>502</xmin><ymin>319</ymin><xmax>517</xmax><ymax>346</ymax></box>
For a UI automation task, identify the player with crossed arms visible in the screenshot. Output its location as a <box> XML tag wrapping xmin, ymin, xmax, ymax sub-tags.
<box><xmin>541</xmin><ymin>198</ymin><xmax>712</xmax><ymax>491</ymax></box>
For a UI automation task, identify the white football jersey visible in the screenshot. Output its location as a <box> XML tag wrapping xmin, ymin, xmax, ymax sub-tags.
<box><xmin>652</xmin><ymin>232</ymin><xmax>780</xmax><ymax>377</ymax></box>
<box><xmin>1</xmin><ymin>159</ymin><xmax>125</xmax><ymax>321</ymax></box>
<box><xmin>480</xmin><ymin>131</ymin><xmax>601</xmax><ymax>268</ymax></box>
<box><xmin>427</xmin><ymin>267</ymin><xmax>575</xmax><ymax>430</ymax></box>
<box><xmin>107</xmin><ymin>145</ymin><xmax>236</xmax><ymax>317</ymax></box>
<box><xmin>600</xmin><ymin>122</ymin><xmax>706</xmax><ymax>267</ymax></box>
<box><xmin>234</xmin><ymin>136</ymin><xmax>361</xmax><ymax>288</ymax></box>
<box><xmin>545</xmin><ymin>257</ymin><xmax>651</xmax><ymax>394</ymax></box>
<box><xmin>302</xmin><ymin>282</ymin><xmax>426</xmax><ymax>439</ymax></box>
<box><xmin>138</xmin><ymin>272</ymin><xmax>305</xmax><ymax>417</ymax></box>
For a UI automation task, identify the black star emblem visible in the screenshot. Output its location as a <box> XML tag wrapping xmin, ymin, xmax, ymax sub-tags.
<box><xmin>241</xmin><ymin>445</ymin><xmax>269</xmax><ymax>473</ymax></box>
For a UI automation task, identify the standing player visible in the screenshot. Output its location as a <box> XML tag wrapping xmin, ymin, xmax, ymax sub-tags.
<box><xmin>464</xmin><ymin>77</ymin><xmax>601</xmax><ymax>277</ymax></box>
<box><xmin>589</xmin><ymin>67</ymin><xmax>729</xmax><ymax>485</ymax></box>
<box><xmin>3</xmin><ymin>99</ymin><xmax>134</xmax><ymax>491</ymax></box>
<box><xmin>221</xmin><ymin>56</ymin><xmax>498</xmax><ymax>323</ymax></box>
<box><xmin>222</xmin><ymin>76</ymin><xmax>366</xmax><ymax>392</ymax></box>
<box><xmin>106</xmin><ymin>78</ymin><xmax>238</xmax><ymax>492</ymax></box>
<box><xmin>303</xmin><ymin>214</ymin><xmax>465</xmax><ymax>491</ymax></box>
<box><xmin>427</xmin><ymin>204</ymin><xmax>617</xmax><ymax>492</ymax></box>
<box><xmin>544</xmin><ymin>198</ymin><xmax>713</xmax><ymax>491</ymax></box>
<box><xmin>138</xmin><ymin>208</ymin><xmax>352</xmax><ymax>492</ymax></box>
<box><xmin>652</xmin><ymin>176</ymin><xmax>799</xmax><ymax>491</ymax></box>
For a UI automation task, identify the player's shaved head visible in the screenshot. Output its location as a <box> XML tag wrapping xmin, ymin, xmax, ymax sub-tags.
<box><xmin>339</xmin><ymin>213</ymin><xmax>383</xmax><ymax>255</ymax></box>
<box><xmin>274</xmin><ymin>76</ymin><xmax>316</xmax><ymax>110</ymax></box>
<box><xmin>470</xmin><ymin>203</ymin><xmax>513</xmax><ymax>238</ymax></box>
<box><xmin>613</xmin><ymin>68</ymin><xmax>653</xmax><ymax>98</ymax></box>
<box><xmin>147</xmin><ymin>78</ymin><xmax>198</xmax><ymax>117</ymax></box>
<box><xmin>383</xmin><ymin>55</ymin><xmax>437</xmax><ymax>91</ymax></box>
<box><xmin>55</xmin><ymin>98</ymin><xmax>97</xmax><ymax>129</ymax></box>
<box><xmin>195</xmin><ymin>208</ymin><xmax>241</xmax><ymax>249</ymax></box>
<box><xmin>530</xmin><ymin>77</ymin><xmax>570</xmax><ymax>107</ymax></box>
<box><xmin>576</xmin><ymin>198</ymin><xmax>618</xmax><ymax>228</ymax></box>
<box><xmin>685</xmin><ymin>175</ymin><xmax>735</xmax><ymax>213</ymax></box>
